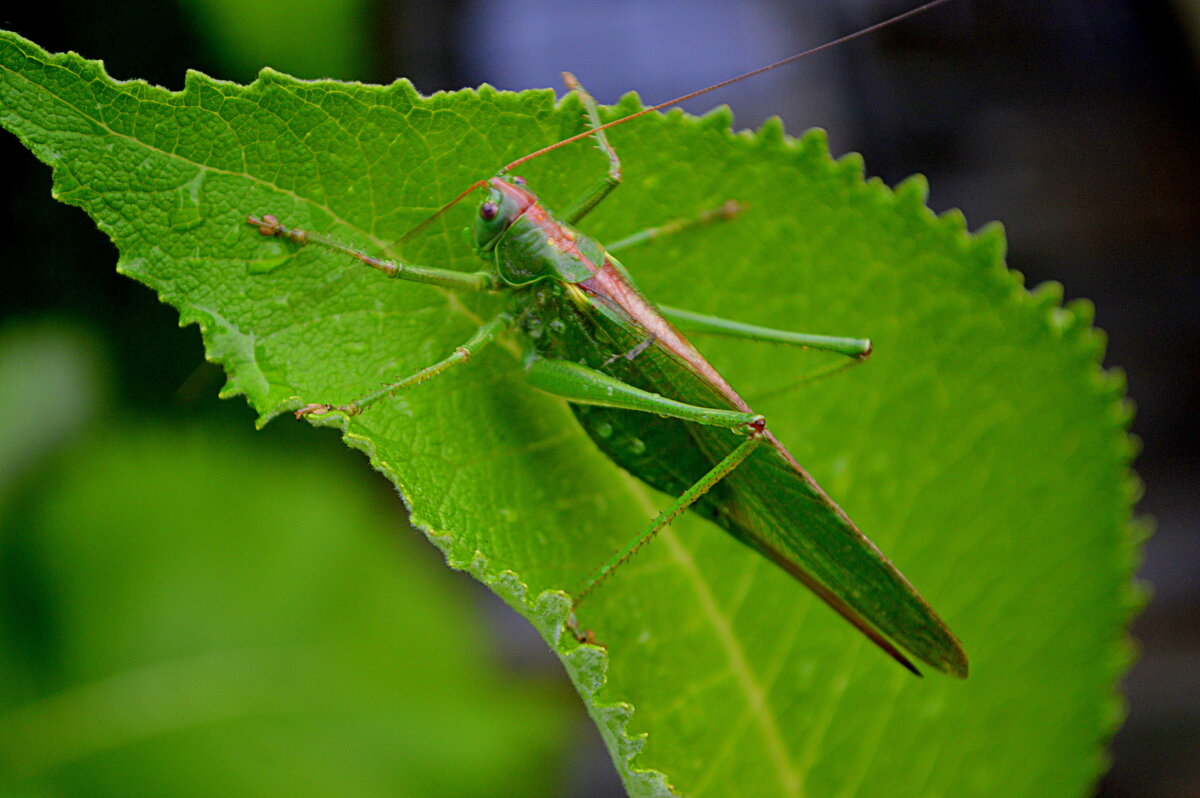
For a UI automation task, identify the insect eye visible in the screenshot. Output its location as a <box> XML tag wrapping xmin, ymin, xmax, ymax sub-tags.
<box><xmin>479</xmin><ymin>201</ymin><xmax>499</xmax><ymax>221</ymax></box>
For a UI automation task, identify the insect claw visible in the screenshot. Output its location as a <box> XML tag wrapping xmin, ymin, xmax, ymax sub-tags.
<box><xmin>566</xmin><ymin>614</ymin><xmax>602</xmax><ymax>647</ymax></box>
<box><xmin>246</xmin><ymin>214</ymin><xmax>279</xmax><ymax>235</ymax></box>
<box><xmin>295</xmin><ymin>402</ymin><xmax>364</xmax><ymax>419</ymax></box>
<box><xmin>295</xmin><ymin>403</ymin><xmax>333</xmax><ymax>419</ymax></box>
<box><xmin>247</xmin><ymin>214</ymin><xmax>309</xmax><ymax>244</ymax></box>
<box><xmin>718</xmin><ymin>199</ymin><xmax>745</xmax><ymax>218</ymax></box>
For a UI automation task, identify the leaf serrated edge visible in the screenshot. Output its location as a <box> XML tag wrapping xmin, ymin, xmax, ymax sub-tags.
<box><xmin>0</xmin><ymin>30</ymin><xmax>1146</xmax><ymax>793</ymax></box>
<box><xmin>1033</xmin><ymin>269</ymin><xmax>1146</xmax><ymax>792</ymax></box>
<box><xmin>305</xmin><ymin>417</ymin><xmax>680</xmax><ymax>797</ymax></box>
<box><xmin>0</xmin><ymin>34</ymin><xmax>676</xmax><ymax>792</ymax></box>
<box><xmin>731</xmin><ymin>103</ymin><xmax>1146</xmax><ymax>792</ymax></box>
<box><xmin>567</xmin><ymin>95</ymin><xmax>1147</xmax><ymax>790</ymax></box>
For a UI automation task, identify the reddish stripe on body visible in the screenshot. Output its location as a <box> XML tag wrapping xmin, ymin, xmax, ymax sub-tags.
<box><xmin>491</xmin><ymin>177</ymin><xmax>748</xmax><ymax>413</ymax></box>
<box><xmin>491</xmin><ymin>177</ymin><xmax>600</xmax><ymax>274</ymax></box>
<box><xmin>582</xmin><ymin>261</ymin><xmax>751</xmax><ymax>414</ymax></box>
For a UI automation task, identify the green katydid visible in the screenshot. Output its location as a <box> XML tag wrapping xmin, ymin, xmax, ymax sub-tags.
<box><xmin>247</xmin><ymin>0</ymin><xmax>968</xmax><ymax>679</ymax></box>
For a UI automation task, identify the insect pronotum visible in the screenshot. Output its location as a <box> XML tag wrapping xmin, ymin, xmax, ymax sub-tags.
<box><xmin>248</xmin><ymin>0</ymin><xmax>969</xmax><ymax>678</ymax></box>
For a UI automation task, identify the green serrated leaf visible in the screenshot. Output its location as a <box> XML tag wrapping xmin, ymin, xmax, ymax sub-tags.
<box><xmin>0</xmin><ymin>31</ymin><xmax>1141</xmax><ymax>797</ymax></box>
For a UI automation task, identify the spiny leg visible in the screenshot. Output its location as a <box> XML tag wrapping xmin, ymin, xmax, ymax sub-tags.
<box><xmin>297</xmin><ymin>312</ymin><xmax>514</xmax><ymax>418</ymax></box>
<box><xmin>247</xmin><ymin>214</ymin><xmax>498</xmax><ymax>292</ymax></box>
<box><xmin>559</xmin><ymin>73</ymin><xmax>622</xmax><ymax>225</ymax></box>
<box><xmin>523</xmin><ymin>356</ymin><xmax>768</xmax><ymax>632</ymax></box>
<box><xmin>573</xmin><ymin>433</ymin><xmax>761</xmax><ymax>610</ymax></box>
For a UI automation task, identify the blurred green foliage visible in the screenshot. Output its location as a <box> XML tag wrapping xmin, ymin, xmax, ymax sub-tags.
<box><xmin>178</xmin><ymin>0</ymin><xmax>369</xmax><ymax>82</ymax></box>
<box><xmin>0</xmin><ymin>326</ymin><xmax>574</xmax><ymax>797</ymax></box>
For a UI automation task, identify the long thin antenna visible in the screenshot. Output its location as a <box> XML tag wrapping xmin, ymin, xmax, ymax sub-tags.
<box><xmin>396</xmin><ymin>0</ymin><xmax>955</xmax><ymax>243</ymax></box>
<box><xmin>398</xmin><ymin>179</ymin><xmax>487</xmax><ymax>244</ymax></box>
<box><xmin>504</xmin><ymin>0</ymin><xmax>955</xmax><ymax>172</ymax></box>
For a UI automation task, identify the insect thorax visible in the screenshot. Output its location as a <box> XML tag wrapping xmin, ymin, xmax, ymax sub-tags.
<box><xmin>493</xmin><ymin>213</ymin><xmax>604</xmax><ymax>287</ymax></box>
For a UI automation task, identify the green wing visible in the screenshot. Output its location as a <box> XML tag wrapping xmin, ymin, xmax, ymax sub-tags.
<box><xmin>560</xmin><ymin>273</ymin><xmax>968</xmax><ymax>677</ymax></box>
<box><xmin>698</xmin><ymin>426</ymin><xmax>968</xmax><ymax>678</ymax></box>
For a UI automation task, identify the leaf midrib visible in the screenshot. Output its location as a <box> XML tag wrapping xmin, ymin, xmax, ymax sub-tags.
<box><xmin>616</xmin><ymin>470</ymin><xmax>801</xmax><ymax>796</ymax></box>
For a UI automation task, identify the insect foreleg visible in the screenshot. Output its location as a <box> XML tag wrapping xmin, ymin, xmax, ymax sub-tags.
<box><xmin>247</xmin><ymin>215</ymin><xmax>499</xmax><ymax>293</ymax></box>
<box><xmin>297</xmin><ymin>312</ymin><xmax>515</xmax><ymax>418</ymax></box>
<box><xmin>558</xmin><ymin>73</ymin><xmax>622</xmax><ymax>225</ymax></box>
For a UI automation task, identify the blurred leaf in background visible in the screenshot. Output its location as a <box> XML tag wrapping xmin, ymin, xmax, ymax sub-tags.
<box><xmin>0</xmin><ymin>0</ymin><xmax>600</xmax><ymax>792</ymax></box>
<box><xmin>178</xmin><ymin>0</ymin><xmax>369</xmax><ymax>82</ymax></box>
<box><xmin>0</xmin><ymin>325</ymin><xmax>575</xmax><ymax>797</ymax></box>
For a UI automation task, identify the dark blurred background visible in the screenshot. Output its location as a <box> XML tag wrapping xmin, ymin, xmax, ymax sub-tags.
<box><xmin>1</xmin><ymin>1</ymin><xmax>1196</xmax><ymax>795</ymax></box>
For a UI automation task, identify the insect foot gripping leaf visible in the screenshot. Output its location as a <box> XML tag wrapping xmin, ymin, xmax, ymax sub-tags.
<box><xmin>0</xmin><ymin>30</ymin><xmax>1141</xmax><ymax>798</ymax></box>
